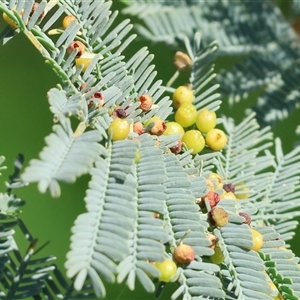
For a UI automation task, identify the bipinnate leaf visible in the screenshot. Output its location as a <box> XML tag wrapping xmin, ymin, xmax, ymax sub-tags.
<box><xmin>21</xmin><ymin>116</ymin><xmax>104</xmax><ymax>197</ymax></box>
<box><xmin>66</xmin><ymin>139</ymin><xmax>139</xmax><ymax>297</ymax></box>
<box><xmin>117</xmin><ymin>135</ymin><xmax>168</xmax><ymax>293</ymax></box>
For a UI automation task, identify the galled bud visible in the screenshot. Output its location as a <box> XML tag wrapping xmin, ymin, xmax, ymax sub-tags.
<box><xmin>133</xmin><ymin>122</ymin><xmax>144</xmax><ymax>135</ymax></box>
<box><xmin>88</xmin><ymin>91</ymin><xmax>104</xmax><ymax>109</ymax></box>
<box><xmin>208</xmin><ymin>172</ymin><xmax>223</xmax><ymax>184</ymax></box>
<box><xmin>62</xmin><ymin>15</ymin><xmax>76</xmax><ymax>29</ymax></box>
<box><xmin>201</xmin><ymin>191</ymin><xmax>220</xmax><ymax>209</ymax></box>
<box><xmin>75</xmin><ymin>52</ymin><xmax>96</xmax><ymax>73</ymax></box>
<box><xmin>145</xmin><ymin>117</ymin><xmax>166</xmax><ymax>136</ymax></box>
<box><xmin>173</xmin><ymin>243</ymin><xmax>195</xmax><ymax>264</ymax></box>
<box><xmin>154</xmin><ymin>259</ymin><xmax>178</xmax><ymax>282</ymax></box>
<box><xmin>112</xmin><ymin>107</ymin><xmax>127</xmax><ymax>119</ymax></box>
<box><xmin>138</xmin><ymin>94</ymin><xmax>153</xmax><ymax>112</ymax></box>
<box><xmin>93</xmin><ymin>92</ymin><xmax>104</xmax><ymax>108</ymax></box>
<box><xmin>170</xmin><ymin>140</ymin><xmax>182</xmax><ymax>154</ymax></box>
<box><xmin>206</xmin><ymin>233</ymin><xmax>217</xmax><ymax>249</ymax></box>
<box><xmin>208</xmin><ymin>207</ymin><xmax>229</xmax><ymax>227</ymax></box>
<box><xmin>67</xmin><ymin>41</ymin><xmax>85</xmax><ymax>58</ymax></box>
<box><xmin>174</xmin><ymin>51</ymin><xmax>192</xmax><ymax>71</ymax></box>
<box><xmin>238</xmin><ymin>212</ymin><xmax>251</xmax><ymax>225</ymax></box>
<box><xmin>223</xmin><ymin>183</ymin><xmax>235</xmax><ymax>193</ymax></box>
<box><xmin>247</xmin><ymin>228</ymin><xmax>263</xmax><ymax>251</ymax></box>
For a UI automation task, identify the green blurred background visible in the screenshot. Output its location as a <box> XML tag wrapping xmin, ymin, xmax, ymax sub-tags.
<box><xmin>0</xmin><ymin>1</ymin><xmax>300</xmax><ymax>299</ymax></box>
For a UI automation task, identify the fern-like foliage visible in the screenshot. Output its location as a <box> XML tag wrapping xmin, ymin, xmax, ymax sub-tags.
<box><xmin>2</xmin><ymin>0</ymin><xmax>300</xmax><ymax>299</ymax></box>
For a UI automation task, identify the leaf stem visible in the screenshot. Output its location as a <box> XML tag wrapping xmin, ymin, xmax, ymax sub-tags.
<box><xmin>166</xmin><ymin>70</ymin><xmax>179</xmax><ymax>87</ymax></box>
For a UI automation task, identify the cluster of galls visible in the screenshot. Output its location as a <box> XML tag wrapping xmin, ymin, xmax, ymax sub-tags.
<box><xmin>162</xmin><ymin>51</ymin><xmax>228</xmax><ymax>155</ymax></box>
<box><xmin>61</xmin><ymin>15</ymin><xmax>166</xmax><ymax>142</ymax></box>
<box><xmin>199</xmin><ymin>172</ymin><xmax>263</xmax><ymax>265</ymax></box>
<box><xmin>169</xmin><ymin>85</ymin><xmax>227</xmax><ymax>155</ymax></box>
<box><xmin>107</xmin><ymin>95</ymin><xmax>164</xmax><ymax>141</ymax></box>
<box><xmin>110</xmin><ymin>51</ymin><xmax>229</xmax><ymax>155</ymax></box>
<box><xmin>132</xmin><ymin>95</ymin><xmax>167</xmax><ymax>137</ymax></box>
